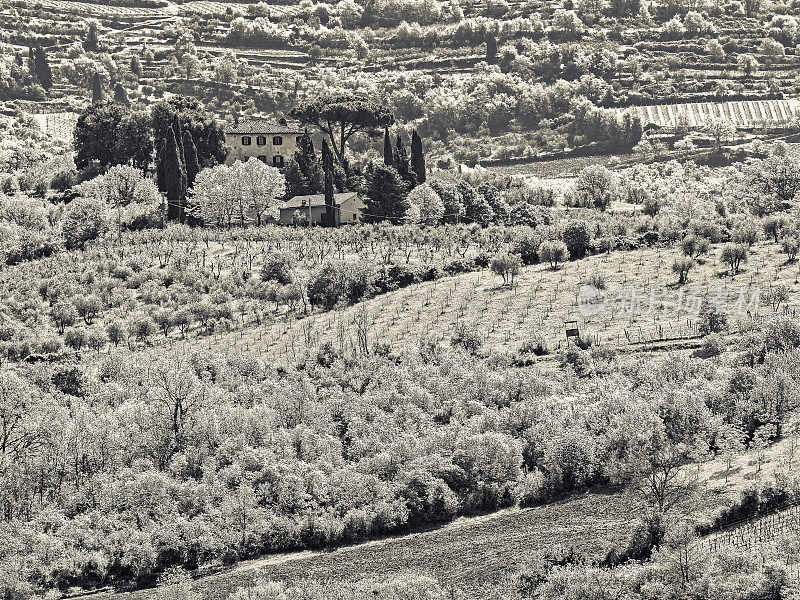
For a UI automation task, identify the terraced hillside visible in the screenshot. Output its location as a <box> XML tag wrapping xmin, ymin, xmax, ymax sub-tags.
<box><xmin>626</xmin><ymin>99</ymin><xmax>800</xmax><ymax>130</ymax></box>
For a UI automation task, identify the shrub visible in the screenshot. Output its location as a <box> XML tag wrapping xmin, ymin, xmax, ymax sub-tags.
<box><xmin>489</xmin><ymin>252</ymin><xmax>522</xmax><ymax>285</ymax></box>
<box><xmin>261</xmin><ymin>251</ymin><xmax>295</xmax><ymax>285</ymax></box>
<box><xmin>60</xmin><ymin>197</ymin><xmax>109</xmax><ymax>250</ymax></box>
<box><xmin>699</xmin><ymin>297</ymin><xmax>727</xmax><ymax>334</ymax></box>
<box><xmin>721</xmin><ymin>243</ymin><xmax>748</xmax><ymax>274</ymax></box>
<box><xmin>308</xmin><ymin>259</ymin><xmax>377</xmax><ymax>309</ymax></box>
<box><xmin>51</xmin><ymin>169</ymin><xmax>78</xmax><ymax>192</ymax></box>
<box><xmin>380</xmin><ymin>263</ymin><xmax>421</xmax><ymax>290</ymax></box>
<box><xmin>782</xmin><ymin>238</ymin><xmax>799</xmax><ymax>261</ymax></box>
<box><xmin>587</xmin><ymin>273</ymin><xmax>606</xmax><ymax>290</ymax></box>
<box><xmin>516</xmin><ymin>335</ymin><xmax>549</xmax><ymax>363</ymax></box>
<box><xmin>671</xmin><ymin>257</ymin><xmax>696</xmax><ymax>284</ymax></box>
<box><xmin>344</xmin><ymin>260</ymin><xmax>377</xmax><ymax>304</ymax></box>
<box><xmin>450</xmin><ymin>322</ymin><xmax>483</xmax><ymax>354</ymax></box>
<box><xmin>514</xmin><ymin>470</ymin><xmax>548</xmax><ymax>507</ymax></box>
<box><xmin>682</xmin><ymin>235</ymin><xmax>710</xmax><ymax>259</ymax></box>
<box><xmin>700</xmin><ymin>333</ymin><xmax>724</xmax><ymax>357</ymax></box>
<box><xmin>307</xmin><ymin>259</ymin><xmax>349</xmax><ymax>310</ymax></box>
<box><xmin>562</xmin><ymin>221</ymin><xmax>591</xmax><ymax>258</ymax></box>
<box><xmin>560</xmin><ymin>345</ymin><xmax>591</xmax><ymax>375</ymax></box>
<box><xmin>539</xmin><ymin>240</ymin><xmax>569</xmax><ymax>270</ymax></box>
<box><xmin>510</xmin><ymin>230</ymin><xmax>542</xmax><ymax>264</ymax></box>
<box><xmin>63</xmin><ymin>327</ymin><xmax>86</xmax><ymax>351</ymax></box>
<box><xmin>443</xmin><ymin>257</ymin><xmax>475</xmax><ymax>275</ymax></box>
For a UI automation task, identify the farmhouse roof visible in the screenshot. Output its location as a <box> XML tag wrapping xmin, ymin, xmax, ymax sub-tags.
<box><xmin>282</xmin><ymin>192</ymin><xmax>359</xmax><ymax>209</ymax></box>
<box><xmin>225</xmin><ymin>118</ymin><xmax>304</xmax><ymax>135</ymax></box>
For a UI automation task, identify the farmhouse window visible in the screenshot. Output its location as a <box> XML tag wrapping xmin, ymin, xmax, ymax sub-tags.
<box><xmin>256</xmin><ymin>136</ymin><xmax>267</xmax><ymax>146</ymax></box>
<box><xmin>241</xmin><ymin>136</ymin><xmax>251</xmax><ymax>146</ymax></box>
<box><xmin>273</xmin><ymin>136</ymin><xmax>283</xmax><ymax>145</ymax></box>
<box><xmin>273</xmin><ymin>155</ymin><xmax>284</xmax><ymax>167</ymax></box>
<box><xmin>258</xmin><ymin>156</ymin><xmax>268</xmax><ymax>163</ymax></box>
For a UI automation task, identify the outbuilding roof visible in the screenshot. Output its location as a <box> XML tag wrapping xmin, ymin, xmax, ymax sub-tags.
<box><xmin>282</xmin><ymin>192</ymin><xmax>359</xmax><ymax>209</ymax></box>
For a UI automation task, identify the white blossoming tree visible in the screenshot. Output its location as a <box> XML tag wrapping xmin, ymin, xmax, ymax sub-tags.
<box><xmin>189</xmin><ymin>158</ymin><xmax>286</xmax><ymax>227</ymax></box>
<box><xmin>404</xmin><ymin>183</ymin><xmax>444</xmax><ymax>226</ymax></box>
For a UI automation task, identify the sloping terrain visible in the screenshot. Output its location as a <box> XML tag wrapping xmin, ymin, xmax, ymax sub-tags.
<box><xmin>91</xmin><ymin>491</ymin><xmax>639</xmax><ymax>600</ymax></box>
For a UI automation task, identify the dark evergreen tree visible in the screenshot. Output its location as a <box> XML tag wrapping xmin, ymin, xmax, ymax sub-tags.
<box><xmin>182</xmin><ymin>129</ymin><xmax>200</xmax><ymax>187</ymax></box>
<box><xmin>383</xmin><ymin>127</ymin><xmax>394</xmax><ymax>167</ymax></box>
<box><xmin>113</xmin><ymin>83</ymin><xmax>129</xmax><ymax>106</ymax></box>
<box><xmin>410</xmin><ymin>130</ymin><xmax>426</xmax><ymax>184</ymax></box>
<box><xmin>91</xmin><ymin>73</ymin><xmax>103</xmax><ymax>105</ymax></box>
<box><xmin>294</xmin><ymin>129</ymin><xmax>322</xmax><ymax>193</ymax></box>
<box><xmin>84</xmin><ymin>21</ymin><xmax>99</xmax><ymax>52</ymax></box>
<box><xmin>284</xmin><ymin>159</ymin><xmax>309</xmax><ymax>199</ymax></box>
<box><xmin>157</xmin><ymin>137</ymin><xmax>166</xmax><ymax>194</ymax></box>
<box><xmin>486</xmin><ymin>34</ymin><xmax>498</xmax><ymax>64</ymax></box>
<box><xmin>364</xmin><ymin>163</ymin><xmax>408</xmax><ymax>223</ymax></box>
<box><xmin>114</xmin><ymin>110</ymin><xmax>153</xmax><ymax>170</ymax></box>
<box><xmin>393</xmin><ymin>135</ymin><xmax>416</xmax><ymax>189</ymax></box>
<box><xmin>27</xmin><ymin>45</ymin><xmax>34</xmax><ymax>78</ymax></box>
<box><xmin>162</xmin><ymin>127</ymin><xmax>187</xmax><ymax>222</ymax></box>
<box><xmin>172</xmin><ymin>113</ymin><xmax>186</xmax><ymax>166</ymax></box>
<box><xmin>322</xmin><ymin>140</ymin><xmax>336</xmax><ymax>226</ymax></box>
<box><xmin>34</xmin><ymin>46</ymin><xmax>53</xmax><ymax>90</ymax></box>
<box><xmin>151</xmin><ymin>96</ymin><xmax>228</xmax><ymax>168</ymax></box>
<box><xmin>74</xmin><ymin>102</ymin><xmax>126</xmax><ymax>170</ymax></box>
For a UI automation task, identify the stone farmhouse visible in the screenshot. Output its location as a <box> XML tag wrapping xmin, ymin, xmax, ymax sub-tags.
<box><xmin>224</xmin><ymin>117</ymin><xmax>323</xmax><ymax>168</ymax></box>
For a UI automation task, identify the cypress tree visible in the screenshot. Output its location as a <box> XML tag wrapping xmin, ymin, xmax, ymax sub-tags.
<box><xmin>296</xmin><ymin>129</ymin><xmax>316</xmax><ymax>178</ymax></box>
<box><xmin>183</xmin><ymin>129</ymin><xmax>200</xmax><ymax>187</ymax></box>
<box><xmin>294</xmin><ymin>129</ymin><xmax>323</xmax><ymax>194</ymax></box>
<box><xmin>410</xmin><ymin>130</ymin><xmax>426</xmax><ymax>184</ymax></box>
<box><xmin>84</xmin><ymin>21</ymin><xmax>99</xmax><ymax>52</ymax></box>
<box><xmin>383</xmin><ymin>127</ymin><xmax>393</xmax><ymax>167</ymax></box>
<box><xmin>172</xmin><ymin>113</ymin><xmax>186</xmax><ymax>166</ymax></box>
<box><xmin>27</xmin><ymin>45</ymin><xmax>35</xmax><ymax>78</ymax></box>
<box><xmin>162</xmin><ymin>127</ymin><xmax>187</xmax><ymax>222</ymax></box>
<box><xmin>486</xmin><ymin>34</ymin><xmax>498</xmax><ymax>64</ymax></box>
<box><xmin>91</xmin><ymin>73</ymin><xmax>103</xmax><ymax>105</ymax></box>
<box><xmin>364</xmin><ymin>164</ymin><xmax>408</xmax><ymax>223</ymax></box>
<box><xmin>322</xmin><ymin>140</ymin><xmax>336</xmax><ymax>226</ymax></box>
<box><xmin>35</xmin><ymin>47</ymin><xmax>53</xmax><ymax>90</ymax></box>
<box><xmin>156</xmin><ymin>137</ymin><xmax>167</xmax><ymax>194</ymax></box>
<box><xmin>284</xmin><ymin>159</ymin><xmax>309</xmax><ymax>199</ymax></box>
<box><xmin>113</xmin><ymin>83</ymin><xmax>129</xmax><ymax>106</ymax></box>
<box><xmin>394</xmin><ymin>135</ymin><xmax>416</xmax><ymax>189</ymax></box>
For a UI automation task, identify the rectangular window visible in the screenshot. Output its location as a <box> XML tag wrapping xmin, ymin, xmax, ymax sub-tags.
<box><xmin>241</xmin><ymin>136</ymin><xmax>251</xmax><ymax>146</ymax></box>
<box><xmin>256</xmin><ymin>136</ymin><xmax>267</xmax><ymax>146</ymax></box>
<box><xmin>258</xmin><ymin>155</ymin><xmax>267</xmax><ymax>163</ymax></box>
<box><xmin>273</xmin><ymin>155</ymin><xmax>284</xmax><ymax>167</ymax></box>
<box><xmin>273</xmin><ymin>136</ymin><xmax>283</xmax><ymax>146</ymax></box>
